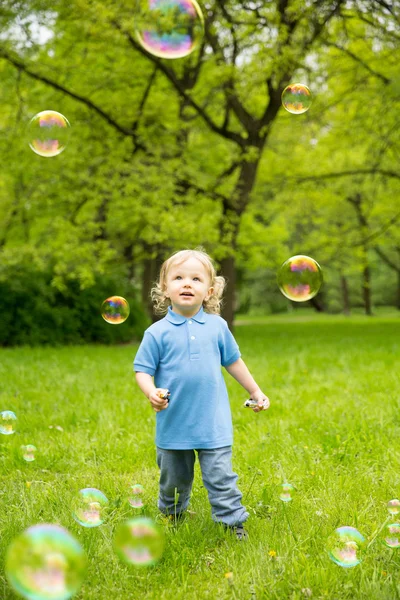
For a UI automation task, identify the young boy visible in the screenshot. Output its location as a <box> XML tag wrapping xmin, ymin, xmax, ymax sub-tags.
<box><xmin>134</xmin><ymin>248</ymin><xmax>270</xmax><ymax>540</ymax></box>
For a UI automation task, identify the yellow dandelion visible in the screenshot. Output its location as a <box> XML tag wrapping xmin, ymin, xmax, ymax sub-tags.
<box><xmin>224</xmin><ymin>572</ymin><xmax>233</xmax><ymax>579</ymax></box>
<box><xmin>26</xmin><ymin>481</ymin><xmax>32</xmax><ymax>489</ymax></box>
<box><xmin>268</xmin><ymin>550</ymin><xmax>277</xmax><ymax>557</ymax></box>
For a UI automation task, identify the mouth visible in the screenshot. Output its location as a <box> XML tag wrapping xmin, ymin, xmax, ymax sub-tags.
<box><xmin>180</xmin><ymin>292</ymin><xmax>194</xmax><ymax>297</ymax></box>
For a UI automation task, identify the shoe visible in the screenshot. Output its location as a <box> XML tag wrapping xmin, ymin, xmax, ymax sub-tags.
<box><xmin>223</xmin><ymin>524</ymin><xmax>248</xmax><ymax>541</ymax></box>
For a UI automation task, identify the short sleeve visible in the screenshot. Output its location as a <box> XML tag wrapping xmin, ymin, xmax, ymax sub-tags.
<box><xmin>133</xmin><ymin>331</ymin><xmax>160</xmax><ymax>376</ymax></box>
<box><xmin>219</xmin><ymin>319</ymin><xmax>241</xmax><ymax>367</ymax></box>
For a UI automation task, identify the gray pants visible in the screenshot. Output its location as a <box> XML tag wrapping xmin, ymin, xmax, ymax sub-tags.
<box><xmin>156</xmin><ymin>445</ymin><xmax>249</xmax><ymax>527</ymax></box>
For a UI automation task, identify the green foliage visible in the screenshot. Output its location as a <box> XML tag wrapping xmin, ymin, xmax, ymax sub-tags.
<box><xmin>0</xmin><ymin>257</ymin><xmax>148</xmax><ymax>346</ymax></box>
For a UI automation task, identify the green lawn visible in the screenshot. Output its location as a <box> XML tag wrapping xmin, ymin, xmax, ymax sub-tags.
<box><xmin>0</xmin><ymin>314</ymin><xmax>400</xmax><ymax>599</ymax></box>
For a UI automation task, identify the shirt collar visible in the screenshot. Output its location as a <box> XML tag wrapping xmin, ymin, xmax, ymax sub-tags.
<box><xmin>165</xmin><ymin>305</ymin><xmax>206</xmax><ymax>325</ymax></box>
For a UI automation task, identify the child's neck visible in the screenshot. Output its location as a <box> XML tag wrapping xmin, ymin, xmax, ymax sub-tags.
<box><xmin>170</xmin><ymin>304</ymin><xmax>202</xmax><ymax>318</ymax></box>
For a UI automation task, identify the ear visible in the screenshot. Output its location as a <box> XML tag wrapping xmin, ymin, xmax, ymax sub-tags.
<box><xmin>205</xmin><ymin>287</ymin><xmax>214</xmax><ymax>301</ymax></box>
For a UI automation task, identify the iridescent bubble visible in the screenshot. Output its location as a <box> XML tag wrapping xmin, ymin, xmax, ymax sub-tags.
<box><xmin>382</xmin><ymin>523</ymin><xmax>400</xmax><ymax>549</ymax></box>
<box><xmin>72</xmin><ymin>488</ymin><xmax>109</xmax><ymax>528</ymax></box>
<box><xmin>101</xmin><ymin>296</ymin><xmax>130</xmax><ymax>324</ymax></box>
<box><xmin>5</xmin><ymin>524</ymin><xmax>87</xmax><ymax>600</ymax></box>
<box><xmin>135</xmin><ymin>0</ymin><xmax>204</xmax><ymax>59</ymax></box>
<box><xmin>28</xmin><ymin>111</ymin><xmax>71</xmax><ymax>157</ymax></box>
<box><xmin>388</xmin><ymin>499</ymin><xmax>400</xmax><ymax>515</ymax></box>
<box><xmin>279</xmin><ymin>483</ymin><xmax>295</xmax><ymax>503</ymax></box>
<box><xmin>327</xmin><ymin>526</ymin><xmax>365</xmax><ymax>568</ymax></box>
<box><xmin>129</xmin><ymin>484</ymin><xmax>144</xmax><ymax>508</ymax></box>
<box><xmin>281</xmin><ymin>83</ymin><xmax>312</xmax><ymax>114</ymax></box>
<box><xmin>22</xmin><ymin>445</ymin><xmax>37</xmax><ymax>462</ymax></box>
<box><xmin>277</xmin><ymin>255</ymin><xmax>323</xmax><ymax>302</ymax></box>
<box><xmin>114</xmin><ymin>517</ymin><xmax>165</xmax><ymax>566</ymax></box>
<box><xmin>0</xmin><ymin>410</ymin><xmax>17</xmax><ymax>435</ymax></box>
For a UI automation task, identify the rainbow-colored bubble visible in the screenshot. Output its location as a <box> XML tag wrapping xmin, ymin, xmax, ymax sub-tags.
<box><xmin>0</xmin><ymin>410</ymin><xmax>17</xmax><ymax>435</ymax></box>
<box><xmin>279</xmin><ymin>483</ymin><xmax>295</xmax><ymax>503</ymax></box>
<box><xmin>22</xmin><ymin>445</ymin><xmax>37</xmax><ymax>462</ymax></box>
<box><xmin>135</xmin><ymin>0</ymin><xmax>204</xmax><ymax>59</ymax></box>
<box><xmin>28</xmin><ymin>111</ymin><xmax>71</xmax><ymax>157</ymax></box>
<box><xmin>327</xmin><ymin>526</ymin><xmax>365</xmax><ymax>568</ymax></box>
<box><xmin>382</xmin><ymin>523</ymin><xmax>400</xmax><ymax>549</ymax></box>
<box><xmin>388</xmin><ymin>499</ymin><xmax>400</xmax><ymax>515</ymax></box>
<box><xmin>129</xmin><ymin>484</ymin><xmax>144</xmax><ymax>508</ymax></box>
<box><xmin>277</xmin><ymin>255</ymin><xmax>323</xmax><ymax>302</ymax></box>
<box><xmin>72</xmin><ymin>488</ymin><xmax>109</xmax><ymax>528</ymax></box>
<box><xmin>281</xmin><ymin>83</ymin><xmax>312</xmax><ymax>114</ymax></box>
<box><xmin>5</xmin><ymin>524</ymin><xmax>87</xmax><ymax>600</ymax></box>
<box><xmin>101</xmin><ymin>296</ymin><xmax>130</xmax><ymax>324</ymax></box>
<box><xmin>113</xmin><ymin>517</ymin><xmax>165</xmax><ymax>566</ymax></box>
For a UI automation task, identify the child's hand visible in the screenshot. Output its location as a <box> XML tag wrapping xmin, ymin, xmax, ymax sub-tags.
<box><xmin>148</xmin><ymin>389</ymin><xmax>169</xmax><ymax>412</ymax></box>
<box><xmin>251</xmin><ymin>390</ymin><xmax>270</xmax><ymax>413</ymax></box>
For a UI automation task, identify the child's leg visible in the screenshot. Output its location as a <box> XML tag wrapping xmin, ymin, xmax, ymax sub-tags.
<box><xmin>197</xmin><ymin>446</ymin><xmax>249</xmax><ymax>527</ymax></box>
<box><xmin>156</xmin><ymin>447</ymin><xmax>195</xmax><ymax>516</ymax></box>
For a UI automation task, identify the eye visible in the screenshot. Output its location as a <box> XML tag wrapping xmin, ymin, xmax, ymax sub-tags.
<box><xmin>193</xmin><ymin>277</ymin><xmax>200</xmax><ymax>281</ymax></box>
<box><xmin>175</xmin><ymin>276</ymin><xmax>182</xmax><ymax>280</ymax></box>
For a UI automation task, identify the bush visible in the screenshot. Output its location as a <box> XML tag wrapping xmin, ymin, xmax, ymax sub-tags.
<box><xmin>0</xmin><ymin>264</ymin><xmax>149</xmax><ymax>346</ymax></box>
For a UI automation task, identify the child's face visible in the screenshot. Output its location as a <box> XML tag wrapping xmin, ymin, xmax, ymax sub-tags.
<box><xmin>165</xmin><ymin>257</ymin><xmax>214</xmax><ymax>316</ymax></box>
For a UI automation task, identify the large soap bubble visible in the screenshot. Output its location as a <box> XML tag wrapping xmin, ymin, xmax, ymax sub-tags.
<box><xmin>114</xmin><ymin>517</ymin><xmax>165</xmax><ymax>566</ymax></box>
<box><xmin>72</xmin><ymin>488</ymin><xmax>109</xmax><ymax>528</ymax></box>
<box><xmin>101</xmin><ymin>296</ymin><xmax>130</xmax><ymax>324</ymax></box>
<box><xmin>135</xmin><ymin>0</ymin><xmax>204</xmax><ymax>59</ymax></box>
<box><xmin>327</xmin><ymin>526</ymin><xmax>365</xmax><ymax>568</ymax></box>
<box><xmin>0</xmin><ymin>410</ymin><xmax>17</xmax><ymax>435</ymax></box>
<box><xmin>28</xmin><ymin>111</ymin><xmax>71</xmax><ymax>157</ymax></box>
<box><xmin>277</xmin><ymin>255</ymin><xmax>323</xmax><ymax>302</ymax></box>
<box><xmin>281</xmin><ymin>83</ymin><xmax>312</xmax><ymax>114</ymax></box>
<box><xmin>5</xmin><ymin>524</ymin><xmax>87</xmax><ymax>600</ymax></box>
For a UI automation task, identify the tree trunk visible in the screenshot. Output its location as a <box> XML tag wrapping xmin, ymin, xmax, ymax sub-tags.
<box><xmin>141</xmin><ymin>245</ymin><xmax>165</xmax><ymax>322</ymax></box>
<box><xmin>218</xmin><ymin>156</ymin><xmax>262</xmax><ymax>331</ymax></box>
<box><xmin>310</xmin><ymin>296</ymin><xmax>325</xmax><ymax>312</ymax></box>
<box><xmin>362</xmin><ymin>264</ymin><xmax>373</xmax><ymax>315</ymax></box>
<box><xmin>397</xmin><ymin>268</ymin><xmax>400</xmax><ymax>310</ymax></box>
<box><xmin>340</xmin><ymin>275</ymin><xmax>350</xmax><ymax>315</ymax></box>
<box><xmin>220</xmin><ymin>255</ymin><xmax>236</xmax><ymax>331</ymax></box>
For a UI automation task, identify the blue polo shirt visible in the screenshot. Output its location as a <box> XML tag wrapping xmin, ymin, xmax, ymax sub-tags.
<box><xmin>133</xmin><ymin>306</ymin><xmax>241</xmax><ymax>449</ymax></box>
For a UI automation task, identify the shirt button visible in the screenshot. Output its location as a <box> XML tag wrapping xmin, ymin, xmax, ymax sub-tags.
<box><xmin>188</xmin><ymin>320</ymin><xmax>192</xmax><ymax>324</ymax></box>
<box><xmin>191</xmin><ymin>335</ymin><xmax>195</xmax><ymax>340</ymax></box>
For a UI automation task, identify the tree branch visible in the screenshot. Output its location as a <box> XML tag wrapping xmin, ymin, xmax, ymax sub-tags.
<box><xmin>374</xmin><ymin>245</ymin><xmax>400</xmax><ymax>272</ymax></box>
<box><xmin>0</xmin><ymin>47</ymin><xmax>145</xmax><ymax>148</ymax></box>
<box><xmin>111</xmin><ymin>20</ymin><xmax>247</xmax><ymax>148</ymax></box>
<box><xmin>325</xmin><ymin>41</ymin><xmax>391</xmax><ymax>85</ymax></box>
<box><xmin>291</xmin><ymin>168</ymin><xmax>400</xmax><ymax>184</ymax></box>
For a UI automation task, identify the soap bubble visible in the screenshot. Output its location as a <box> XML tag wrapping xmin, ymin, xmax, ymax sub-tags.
<box><xmin>114</xmin><ymin>517</ymin><xmax>165</xmax><ymax>566</ymax></box>
<box><xmin>0</xmin><ymin>410</ymin><xmax>17</xmax><ymax>435</ymax></box>
<box><xmin>72</xmin><ymin>488</ymin><xmax>109</xmax><ymax>528</ymax></box>
<box><xmin>281</xmin><ymin>83</ymin><xmax>312</xmax><ymax>114</ymax></box>
<box><xmin>101</xmin><ymin>296</ymin><xmax>130</xmax><ymax>324</ymax></box>
<box><xmin>129</xmin><ymin>484</ymin><xmax>144</xmax><ymax>508</ymax></box>
<box><xmin>22</xmin><ymin>445</ymin><xmax>37</xmax><ymax>462</ymax></box>
<box><xmin>277</xmin><ymin>255</ymin><xmax>323</xmax><ymax>302</ymax></box>
<box><xmin>28</xmin><ymin>111</ymin><xmax>71</xmax><ymax>157</ymax></box>
<box><xmin>382</xmin><ymin>523</ymin><xmax>400</xmax><ymax>549</ymax></box>
<box><xmin>388</xmin><ymin>499</ymin><xmax>400</xmax><ymax>516</ymax></box>
<box><xmin>327</xmin><ymin>526</ymin><xmax>365</xmax><ymax>568</ymax></box>
<box><xmin>5</xmin><ymin>524</ymin><xmax>87</xmax><ymax>600</ymax></box>
<box><xmin>135</xmin><ymin>0</ymin><xmax>204</xmax><ymax>59</ymax></box>
<box><xmin>279</xmin><ymin>483</ymin><xmax>295</xmax><ymax>503</ymax></box>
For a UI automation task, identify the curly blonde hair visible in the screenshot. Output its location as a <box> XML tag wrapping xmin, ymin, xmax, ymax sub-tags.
<box><xmin>151</xmin><ymin>248</ymin><xmax>226</xmax><ymax>316</ymax></box>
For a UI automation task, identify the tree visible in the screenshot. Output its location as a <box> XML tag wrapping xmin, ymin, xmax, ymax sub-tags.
<box><xmin>0</xmin><ymin>0</ymin><xmax>399</xmax><ymax>328</ymax></box>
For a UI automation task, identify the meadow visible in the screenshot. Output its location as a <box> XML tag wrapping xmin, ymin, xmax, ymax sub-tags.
<box><xmin>0</xmin><ymin>311</ymin><xmax>399</xmax><ymax>600</ymax></box>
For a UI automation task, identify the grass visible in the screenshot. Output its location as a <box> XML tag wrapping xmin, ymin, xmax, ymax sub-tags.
<box><xmin>0</xmin><ymin>313</ymin><xmax>400</xmax><ymax>599</ymax></box>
